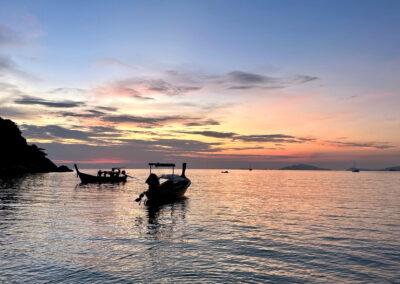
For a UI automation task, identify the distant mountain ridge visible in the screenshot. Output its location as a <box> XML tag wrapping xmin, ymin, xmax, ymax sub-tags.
<box><xmin>279</xmin><ymin>164</ymin><xmax>331</xmax><ymax>171</ymax></box>
<box><xmin>0</xmin><ymin>117</ymin><xmax>71</xmax><ymax>176</ymax></box>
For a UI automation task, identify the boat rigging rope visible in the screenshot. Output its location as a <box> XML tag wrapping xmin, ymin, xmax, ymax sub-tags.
<box><xmin>126</xmin><ymin>175</ymin><xmax>140</xmax><ymax>181</ymax></box>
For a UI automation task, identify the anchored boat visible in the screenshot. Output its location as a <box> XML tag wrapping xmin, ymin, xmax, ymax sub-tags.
<box><xmin>352</xmin><ymin>161</ymin><xmax>360</xmax><ymax>172</ymax></box>
<box><xmin>74</xmin><ymin>164</ymin><xmax>128</xmax><ymax>183</ymax></box>
<box><xmin>136</xmin><ymin>162</ymin><xmax>191</xmax><ymax>203</ymax></box>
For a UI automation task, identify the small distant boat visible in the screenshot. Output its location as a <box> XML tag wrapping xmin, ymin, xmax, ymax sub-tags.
<box><xmin>74</xmin><ymin>164</ymin><xmax>128</xmax><ymax>183</ymax></box>
<box><xmin>136</xmin><ymin>162</ymin><xmax>191</xmax><ymax>203</ymax></box>
<box><xmin>221</xmin><ymin>170</ymin><xmax>229</xmax><ymax>173</ymax></box>
<box><xmin>352</xmin><ymin>161</ymin><xmax>360</xmax><ymax>172</ymax></box>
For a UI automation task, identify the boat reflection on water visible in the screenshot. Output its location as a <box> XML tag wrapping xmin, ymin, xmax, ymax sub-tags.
<box><xmin>74</xmin><ymin>180</ymin><xmax>127</xmax><ymax>191</ymax></box>
<box><xmin>143</xmin><ymin>197</ymin><xmax>188</xmax><ymax>240</ymax></box>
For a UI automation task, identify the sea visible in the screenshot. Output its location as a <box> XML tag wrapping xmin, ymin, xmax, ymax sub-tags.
<box><xmin>0</xmin><ymin>169</ymin><xmax>399</xmax><ymax>283</ymax></box>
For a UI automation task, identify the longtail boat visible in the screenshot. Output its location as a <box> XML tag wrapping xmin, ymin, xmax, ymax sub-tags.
<box><xmin>74</xmin><ymin>164</ymin><xmax>127</xmax><ymax>183</ymax></box>
<box><xmin>136</xmin><ymin>162</ymin><xmax>191</xmax><ymax>203</ymax></box>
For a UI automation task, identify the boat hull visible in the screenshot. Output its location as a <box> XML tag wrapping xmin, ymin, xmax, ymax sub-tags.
<box><xmin>77</xmin><ymin>172</ymin><xmax>127</xmax><ymax>183</ymax></box>
<box><xmin>74</xmin><ymin>164</ymin><xmax>127</xmax><ymax>183</ymax></box>
<box><xmin>145</xmin><ymin>179</ymin><xmax>191</xmax><ymax>201</ymax></box>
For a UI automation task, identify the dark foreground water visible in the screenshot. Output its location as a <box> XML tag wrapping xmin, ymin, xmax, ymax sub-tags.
<box><xmin>0</xmin><ymin>170</ymin><xmax>399</xmax><ymax>283</ymax></box>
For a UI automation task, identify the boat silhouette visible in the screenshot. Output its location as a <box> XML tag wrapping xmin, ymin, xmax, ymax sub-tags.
<box><xmin>352</xmin><ymin>161</ymin><xmax>360</xmax><ymax>172</ymax></box>
<box><xmin>136</xmin><ymin>162</ymin><xmax>191</xmax><ymax>203</ymax></box>
<box><xmin>74</xmin><ymin>164</ymin><xmax>128</xmax><ymax>183</ymax></box>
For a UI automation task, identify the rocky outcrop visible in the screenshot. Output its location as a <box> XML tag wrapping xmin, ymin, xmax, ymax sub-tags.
<box><xmin>0</xmin><ymin>117</ymin><xmax>72</xmax><ymax>176</ymax></box>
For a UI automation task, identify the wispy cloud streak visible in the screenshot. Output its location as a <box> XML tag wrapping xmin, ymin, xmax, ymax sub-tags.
<box><xmin>325</xmin><ymin>140</ymin><xmax>395</xmax><ymax>150</ymax></box>
<box><xmin>14</xmin><ymin>96</ymin><xmax>85</xmax><ymax>108</ymax></box>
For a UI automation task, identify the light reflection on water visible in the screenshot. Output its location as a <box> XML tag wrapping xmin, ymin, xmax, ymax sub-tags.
<box><xmin>0</xmin><ymin>170</ymin><xmax>399</xmax><ymax>283</ymax></box>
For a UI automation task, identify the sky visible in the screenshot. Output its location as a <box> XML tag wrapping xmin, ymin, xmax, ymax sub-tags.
<box><xmin>0</xmin><ymin>0</ymin><xmax>399</xmax><ymax>169</ymax></box>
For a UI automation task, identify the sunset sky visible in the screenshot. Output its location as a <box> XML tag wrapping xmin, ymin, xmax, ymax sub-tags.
<box><xmin>1</xmin><ymin>0</ymin><xmax>399</xmax><ymax>169</ymax></box>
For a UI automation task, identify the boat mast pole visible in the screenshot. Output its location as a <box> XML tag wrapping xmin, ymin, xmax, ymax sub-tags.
<box><xmin>181</xmin><ymin>163</ymin><xmax>187</xmax><ymax>177</ymax></box>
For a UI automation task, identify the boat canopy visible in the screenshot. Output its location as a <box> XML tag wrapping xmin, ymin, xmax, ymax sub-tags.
<box><xmin>149</xmin><ymin>162</ymin><xmax>176</xmax><ymax>175</ymax></box>
<box><xmin>148</xmin><ymin>163</ymin><xmax>175</xmax><ymax>167</ymax></box>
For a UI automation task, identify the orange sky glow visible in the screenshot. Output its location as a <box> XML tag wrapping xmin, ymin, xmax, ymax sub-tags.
<box><xmin>1</xmin><ymin>2</ymin><xmax>399</xmax><ymax>169</ymax></box>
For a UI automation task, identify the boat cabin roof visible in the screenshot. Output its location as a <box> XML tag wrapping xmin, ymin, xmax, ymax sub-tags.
<box><xmin>148</xmin><ymin>163</ymin><xmax>175</xmax><ymax>167</ymax></box>
<box><xmin>149</xmin><ymin>162</ymin><xmax>176</xmax><ymax>175</ymax></box>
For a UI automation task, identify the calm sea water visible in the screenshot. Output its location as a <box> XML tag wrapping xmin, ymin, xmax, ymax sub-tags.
<box><xmin>0</xmin><ymin>170</ymin><xmax>399</xmax><ymax>283</ymax></box>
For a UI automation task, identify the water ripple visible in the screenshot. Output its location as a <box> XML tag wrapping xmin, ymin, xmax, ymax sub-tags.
<box><xmin>0</xmin><ymin>170</ymin><xmax>399</xmax><ymax>283</ymax></box>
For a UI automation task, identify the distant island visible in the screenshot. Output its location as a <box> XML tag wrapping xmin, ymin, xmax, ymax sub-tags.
<box><xmin>279</xmin><ymin>164</ymin><xmax>331</xmax><ymax>171</ymax></box>
<box><xmin>346</xmin><ymin>166</ymin><xmax>400</xmax><ymax>171</ymax></box>
<box><xmin>384</xmin><ymin>166</ymin><xmax>400</xmax><ymax>171</ymax></box>
<box><xmin>0</xmin><ymin>117</ymin><xmax>72</xmax><ymax>176</ymax></box>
